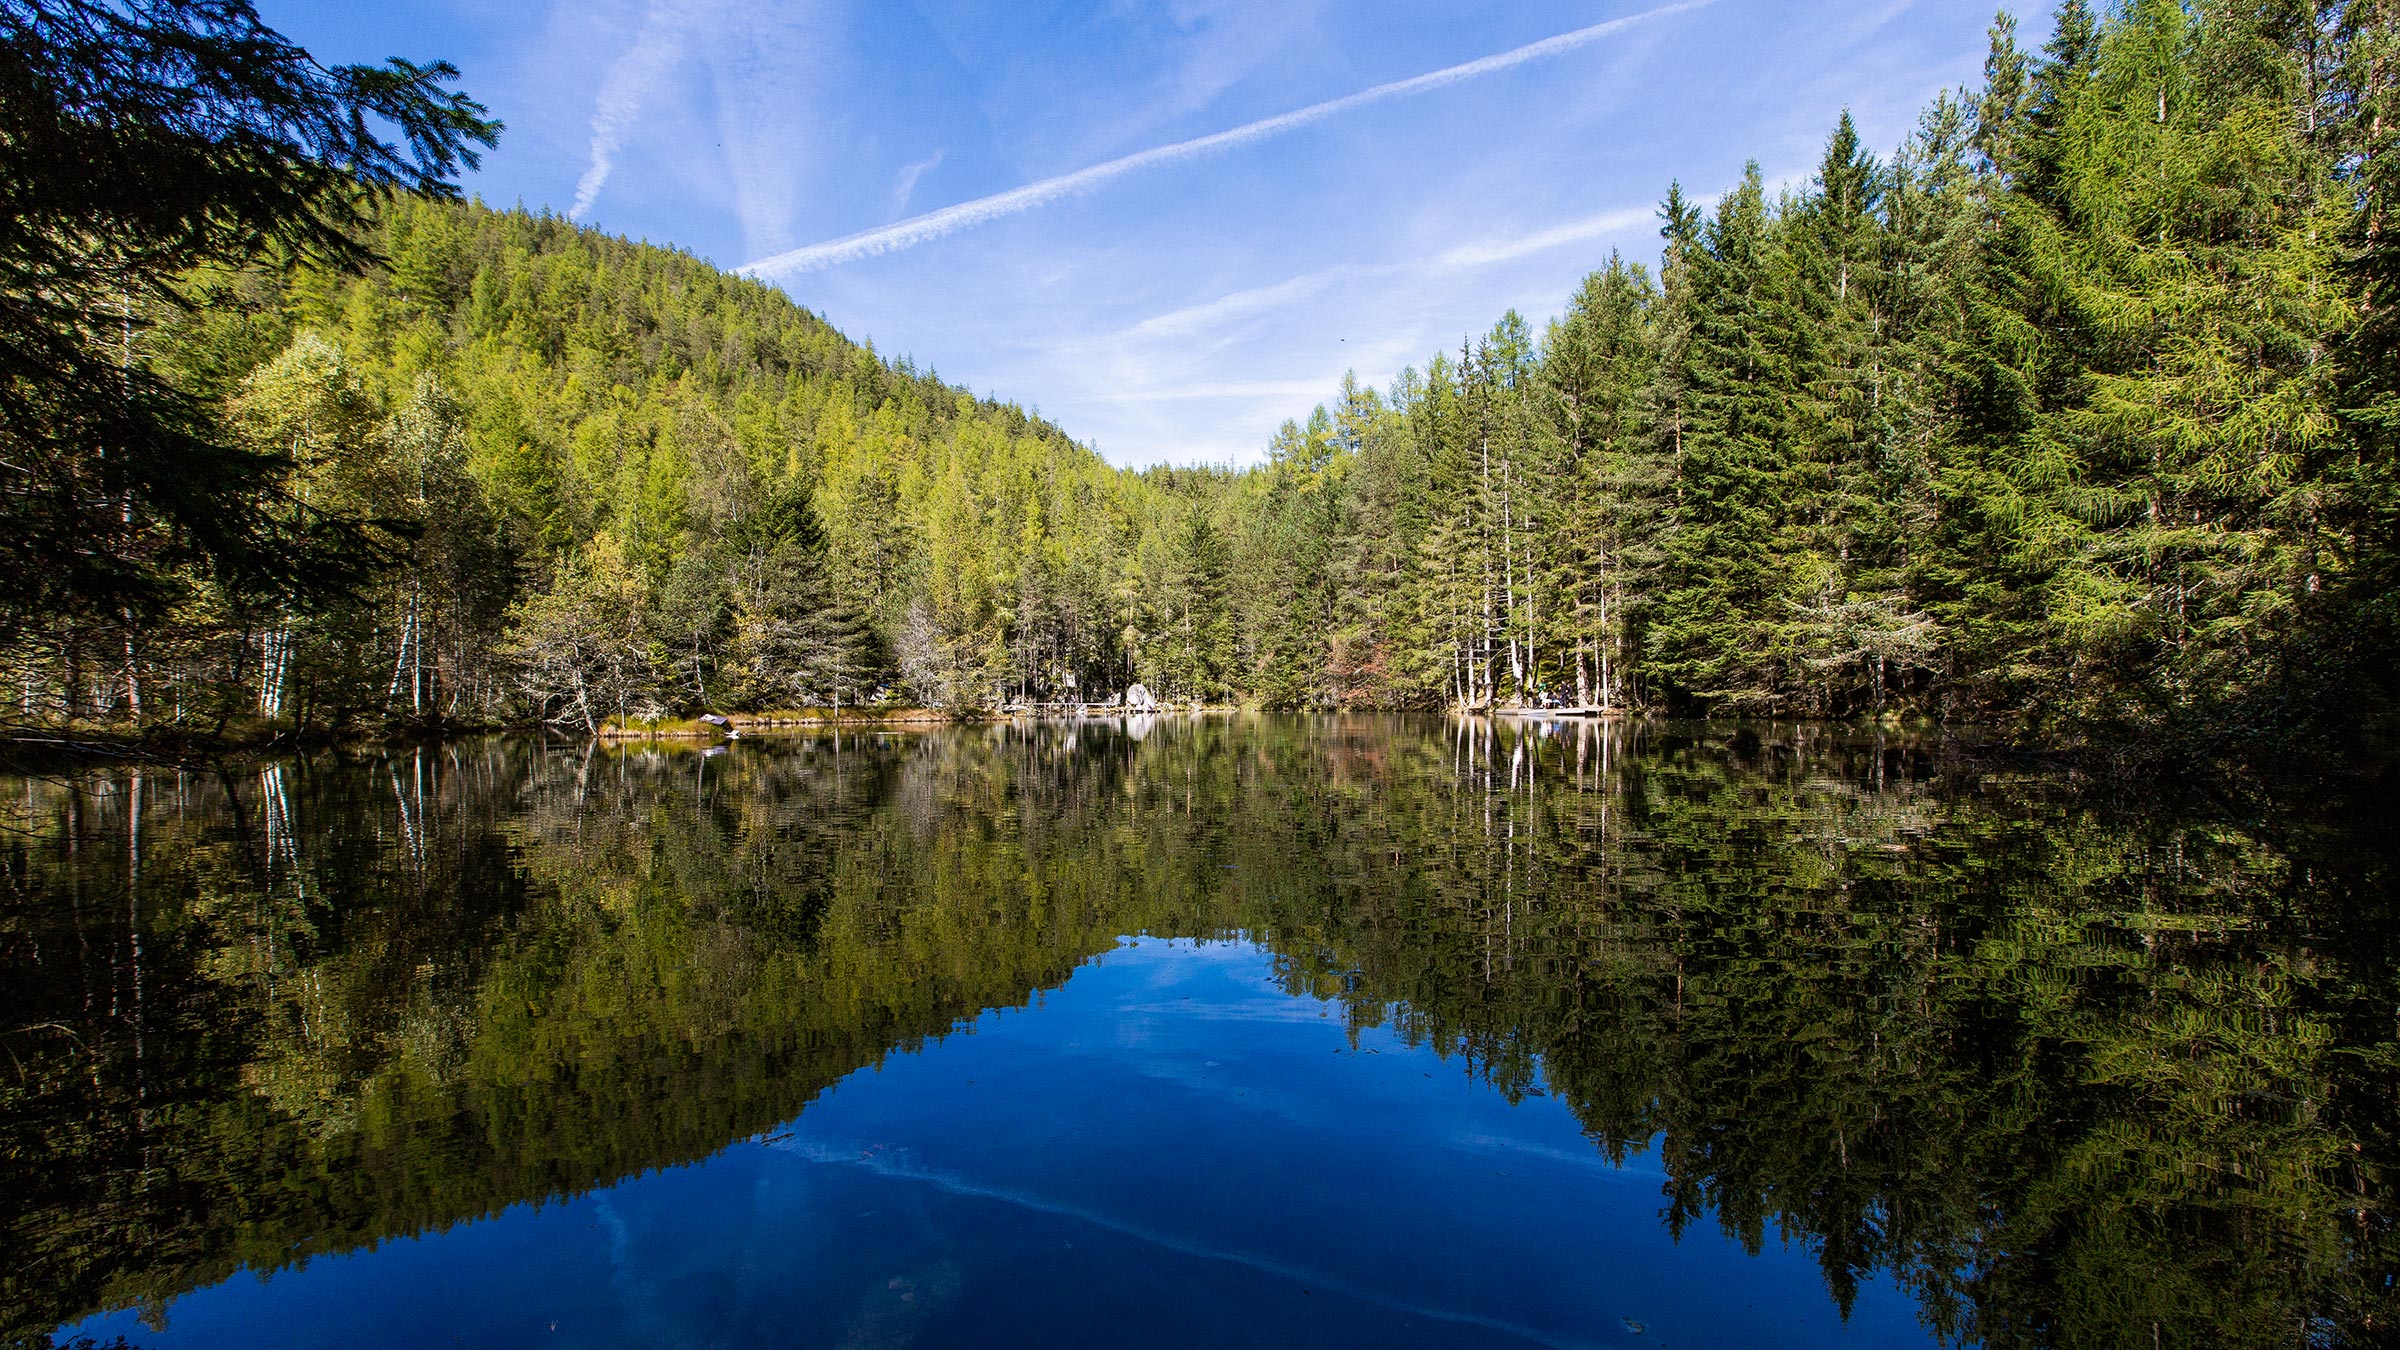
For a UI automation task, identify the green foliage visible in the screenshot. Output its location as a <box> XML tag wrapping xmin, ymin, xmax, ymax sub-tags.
<box><xmin>0</xmin><ymin>0</ymin><xmax>497</xmax><ymax>650</ymax></box>
<box><xmin>1212</xmin><ymin>0</ymin><xmax>2400</xmax><ymax>756</ymax></box>
<box><xmin>8</xmin><ymin>2</ymin><xmax>2398</xmax><ymax>763</ymax></box>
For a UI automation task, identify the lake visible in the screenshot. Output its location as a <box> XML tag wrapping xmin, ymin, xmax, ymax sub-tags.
<box><xmin>4</xmin><ymin>717</ymin><xmax>2394</xmax><ymax>1348</ymax></box>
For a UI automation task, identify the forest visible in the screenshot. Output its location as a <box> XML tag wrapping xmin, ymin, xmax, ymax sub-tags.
<box><xmin>5</xmin><ymin>0</ymin><xmax>2398</xmax><ymax>759</ymax></box>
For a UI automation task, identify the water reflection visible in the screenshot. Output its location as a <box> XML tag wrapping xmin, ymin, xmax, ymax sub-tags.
<box><xmin>2</xmin><ymin>718</ymin><xmax>2394</xmax><ymax>1347</ymax></box>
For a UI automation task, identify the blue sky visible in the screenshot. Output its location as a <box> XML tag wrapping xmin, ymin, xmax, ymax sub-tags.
<box><xmin>261</xmin><ymin>1</ymin><xmax>2038</xmax><ymax>466</ymax></box>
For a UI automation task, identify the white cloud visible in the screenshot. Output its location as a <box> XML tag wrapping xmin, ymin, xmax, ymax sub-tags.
<box><xmin>891</xmin><ymin>150</ymin><xmax>947</xmax><ymax>213</ymax></box>
<box><xmin>1128</xmin><ymin>266</ymin><xmax>1356</xmax><ymax>340</ymax></box>
<box><xmin>1152</xmin><ymin>0</ymin><xmax>1331</xmax><ymax>122</ymax></box>
<box><xmin>707</xmin><ymin>3</ymin><xmax>829</xmax><ymax>259</ymax></box>
<box><xmin>741</xmin><ymin>0</ymin><xmax>1718</xmax><ymax>277</ymax></box>
<box><xmin>571</xmin><ymin>0</ymin><xmax>698</xmax><ymax>220</ymax></box>
<box><xmin>568</xmin><ymin>0</ymin><xmax>827</xmax><ymax>254</ymax></box>
<box><xmin>1433</xmin><ymin>205</ymin><xmax>1656</xmax><ymax>270</ymax></box>
<box><xmin>1108</xmin><ymin>200</ymin><xmax>1656</xmax><ymax>350</ymax></box>
<box><xmin>1847</xmin><ymin>0</ymin><xmax>1923</xmax><ymax>39</ymax></box>
<box><xmin>1086</xmin><ymin>378</ymin><xmax>1334</xmax><ymax>404</ymax></box>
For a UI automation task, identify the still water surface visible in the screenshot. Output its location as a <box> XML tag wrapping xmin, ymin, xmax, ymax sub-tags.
<box><xmin>3</xmin><ymin>718</ymin><xmax>2394</xmax><ymax>1348</ymax></box>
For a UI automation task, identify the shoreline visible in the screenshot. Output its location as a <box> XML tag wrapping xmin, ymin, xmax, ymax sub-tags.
<box><xmin>596</xmin><ymin>708</ymin><xmax>965</xmax><ymax>739</ymax></box>
<box><xmin>4</xmin><ymin>713</ymin><xmax>2387</xmax><ymax>795</ymax></box>
<box><xmin>595</xmin><ymin>705</ymin><xmax>1263</xmax><ymax>739</ymax></box>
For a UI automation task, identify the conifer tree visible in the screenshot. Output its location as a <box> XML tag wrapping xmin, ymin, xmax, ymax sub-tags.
<box><xmin>1160</xmin><ymin>503</ymin><xmax>1235</xmax><ymax>703</ymax></box>
<box><xmin>1535</xmin><ymin>256</ymin><xmax>1658</xmax><ymax>708</ymax></box>
<box><xmin>728</xmin><ymin>488</ymin><xmax>882</xmax><ymax>709</ymax></box>
<box><xmin>0</xmin><ymin>0</ymin><xmax>497</xmax><ymax>650</ymax></box>
<box><xmin>1974</xmin><ymin>10</ymin><xmax>2032</xmax><ymax>179</ymax></box>
<box><xmin>2320</xmin><ymin>0</ymin><xmax>2400</xmax><ymax>742</ymax></box>
<box><xmin>12</xmin><ymin>0</ymin><xmax>2395</xmax><ymax>757</ymax></box>
<box><xmin>1647</xmin><ymin>165</ymin><xmax>1798</xmax><ymax>709</ymax></box>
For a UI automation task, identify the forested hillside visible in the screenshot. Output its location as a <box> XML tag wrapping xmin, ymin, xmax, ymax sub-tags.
<box><xmin>133</xmin><ymin>197</ymin><xmax>1159</xmax><ymax>726</ymax></box>
<box><xmin>7</xmin><ymin>0</ymin><xmax>2397</xmax><ymax>759</ymax></box>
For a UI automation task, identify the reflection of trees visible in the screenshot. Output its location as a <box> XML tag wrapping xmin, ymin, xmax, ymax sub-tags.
<box><xmin>1233</xmin><ymin>719</ymin><xmax>2398</xmax><ymax>1349</ymax></box>
<box><xmin>2</xmin><ymin>719</ymin><xmax>2393</xmax><ymax>1347</ymax></box>
<box><xmin>2</xmin><ymin>748</ymin><xmax>536</xmax><ymax>1344</ymax></box>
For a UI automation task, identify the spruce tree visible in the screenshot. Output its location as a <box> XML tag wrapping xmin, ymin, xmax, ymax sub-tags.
<box><xmin>1647</xmin><ymin>164</ymin><xmax>1798</xmax><ymax>710</ymax></box>
<box><xmin>1536</xmin><ymin>255</ymin><xmax>1658</xmax><ymax>709</ymax></box>
<box><xmin>0</xmin><ymin>0</ymin><xmax>497</xmax><ymax>649</ymax></box>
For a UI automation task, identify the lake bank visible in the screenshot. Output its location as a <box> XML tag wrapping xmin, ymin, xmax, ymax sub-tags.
<box><xmin>7</xmin><ymin>702</ymin><xmax>2391</xmax><ymax>800</ymax></box>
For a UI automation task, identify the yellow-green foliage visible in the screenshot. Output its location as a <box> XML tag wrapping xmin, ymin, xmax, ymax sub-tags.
<box><xmin>59</xmin><ymin>0</ymin><xmax>2400</xmax><ymax>757</ymax></box>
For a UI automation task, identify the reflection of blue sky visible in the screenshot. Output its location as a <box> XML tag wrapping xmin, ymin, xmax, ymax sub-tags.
<box><xmin>764</xmin><ymin>1134</ymin><xmax>1593</xmax><ymax>1348</ymax></box>
<box><xmin>1093</xmin><ymin>942</ymin><xmax>1657</xmax><ymax>1177</ymax></box>
<box><xmin>261</xmin><ymin>0</ymin><xmax>2047</xmax><ymax>467</ymax></box>
<box><xmin>69</xmin><ymin>938</ymin><xmax>1934</xmax><ymax>1349</ymax></box>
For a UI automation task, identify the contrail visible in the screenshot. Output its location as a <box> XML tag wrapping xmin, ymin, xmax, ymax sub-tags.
<box><xmin>573</xmin><ymin>0</ymin><xmax>698</xmax><ymax>220</ymax></box>
<box><xmin>742</xmin><ymin>0</ymin><xmax>1714</xmax><ymax>278</ymax></box>
<box><xmin>762</xmin><ymin>1134</ymin><xmax>1606</xmax><ymax>1349</ymax></box>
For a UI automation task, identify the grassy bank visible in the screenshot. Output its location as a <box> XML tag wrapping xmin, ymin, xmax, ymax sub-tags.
<box><xmin>0</xmin><ymin>714</ymin><xmax>509</xmax><ymax>767</ymax></box>
<box><xmin>595</xmin><ymin>708</ymin><xmax>969</xmax><ymax>739</ymax></box>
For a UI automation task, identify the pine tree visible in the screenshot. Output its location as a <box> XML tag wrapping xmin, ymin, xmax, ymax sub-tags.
<box><xmin>1647</xmin><ymin>164</ymin><xmax>1800</xmax><ymax>710</ymax></box>
<box><xmin>2020</xmin><ymin>0</ymin><xmax>2102</xmax><ymax>204</ymax></box>
<box><xmin>1246</xmin><ymin>409</ymin><xmax>1346</xmax><ymax>708</ymax></box>
<box><xmin>2319</xmin><ymin>0</ymin><xmax>2400</xmax><ymax>744</ymax></box>
<box><xmin>1335</xmin><ymin>370</ymin><xmax>1432</xmax><ymax>704</ymax></box>
<box><xmin>0</xmin><ymin>0</ymin><xmax>496</xmax><ymax>651</ymax></box>
<box><xmin>1160</xmin><ymin>502</ymin><xmax>1235</xmax><ymax>703</ymax></box>
<box><xmin>1874</xmin><ymin>92</ymin><xmax>1982</xmax><ymax>713</ymax></box>
<box><xmin>1398</xmin><ymin>352</ymin><xmax>1480</xmax><ymax>706</ymax></box>
<box><xmin>1974</xmin><ymin>10</ymin><xmax>2033</xmax><ymax>180</ymax></box>
<box><xmin>1535</xmin><ymin>255</ymin><xmax>1658</xmax><ymax>709</ymax></box>
<box><xmin>1778</xmin><ymin>112</ymin><xmax>1941</xmax><ymax>714</ymax></box>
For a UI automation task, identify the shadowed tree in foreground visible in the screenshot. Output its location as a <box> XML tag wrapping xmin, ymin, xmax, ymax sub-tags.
<box><xmin>0</xmin><ymin>0</ymin><xmax>497</xmax><ymax>654</ymax></box>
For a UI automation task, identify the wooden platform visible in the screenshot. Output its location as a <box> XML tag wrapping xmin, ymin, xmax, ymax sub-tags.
<box><xmin>1490</xmin><ymin>705</ymin><xmax>1618</xmax><ymax>718</ymax></box>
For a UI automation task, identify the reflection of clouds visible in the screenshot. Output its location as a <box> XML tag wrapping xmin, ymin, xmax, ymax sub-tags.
<box><xmin>1065</xmin><ymin>940</ymin><xmax>1656</xmax><ymax>1185</ymax></box>
<box><xmin>838</xmin><ymin>1257</ymin><xmax>964</xmax><ymax>1348</ymax></box>
<box><xmin>785</xmin><ymin>932</ymin><xmax>1657</xmax><ymax>1270</ymax></box>
<box><xmin>1446</xmin><ymin>1131</ymin><xmax>1667</xmax><ymax>1181</ymax></box>
<box><xmin>762</xmin><ymin>1135</ymin><xmax>1600</xmax><ymax>1349</ymax></box>
<box><xmin>591</xmin><ymin>1193</ymin><xmax>684</xmax><ymax>1348</ymax></box>
<box><xmin>1106</xmin><ymin>1027</ymin><xmax>1656</xmax><ymax>1189</ymax></box>
<box><xmin>1111</xmin><ymin>999</ymin><xmax>1338</xmax><ymax>1023</ymax></box>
